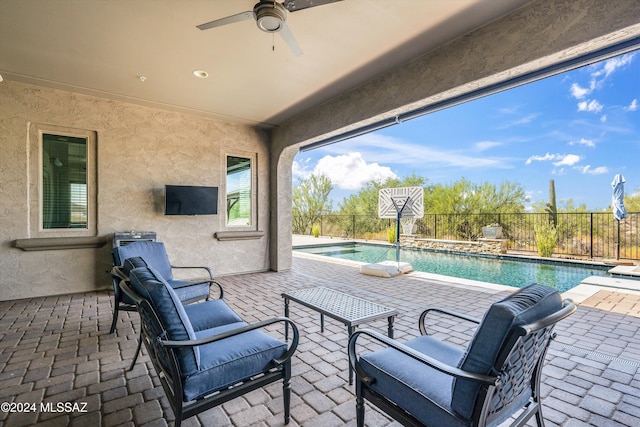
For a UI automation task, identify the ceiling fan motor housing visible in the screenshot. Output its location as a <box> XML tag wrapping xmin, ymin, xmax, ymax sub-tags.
<box><xmin>254</xmin><ymin>1</ymin><xmax>287</xmax><ymax>33</ymax></box>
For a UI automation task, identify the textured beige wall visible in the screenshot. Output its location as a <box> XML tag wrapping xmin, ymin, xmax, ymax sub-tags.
<box><xmin>0</xmin><ymin>81</ymin><xmax>270</xmax><ymax>301</ymax></box>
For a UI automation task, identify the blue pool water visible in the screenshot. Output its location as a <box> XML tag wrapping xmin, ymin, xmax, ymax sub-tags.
<box><xmin>294</xmin><ymin>243</ymin><xmax>610</xmax><ymax>292</ymax></box>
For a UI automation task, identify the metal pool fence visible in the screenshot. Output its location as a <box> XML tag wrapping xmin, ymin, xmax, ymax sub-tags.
<box><xmin>295</xmin><ymin>212</ymin><xmax>640</xmax><ymax>260</ymax></box>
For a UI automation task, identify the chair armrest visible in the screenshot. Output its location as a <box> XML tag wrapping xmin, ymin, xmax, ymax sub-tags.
<box><xmin>111</xmin><ymin>266</ymin><xmax>127</xmax><ymax>281</ymax></box>
<box><xmin>519</xmin><ymin>299</ymin><xmax>576</xmax><ymax>334</ymax></box>
<box><xmin>170</xmin><ymin>266</ymin><xmax>224</xmax><ymax>298</ymax></box>
<box><xmin>120</xmin><ymin>281</ymin><xmax>145</xmax><ymax>306</ymax></box>
<box><xmin>418</xmin><ymin>307</ymin><xmax>481</xmax><ymax>336</ymax></box>
<box><xmin>170</xmin><ymin>265</ymin><xmax>213</xmax><ymax>280</ymax></box>
<box><xmin>349</xmin><ymin>328</ymin><xmax>497</xmax><ymax>387</ymax></box>
<box><xmin>162</xmin><ymin>317</ymin><xmax>299</xmax><ymax>366</ymax></box>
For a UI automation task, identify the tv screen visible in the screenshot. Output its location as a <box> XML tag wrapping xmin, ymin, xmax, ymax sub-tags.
<box><xmin>165</xmin><ymin>185</ymin><xmax>218</xmax><ymax>216</ymax></box>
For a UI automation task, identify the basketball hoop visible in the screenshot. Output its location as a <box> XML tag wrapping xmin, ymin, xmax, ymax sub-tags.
<box><xmin>378</xmin><ymin>187</ymin><xmax>424</xmax><ymax>263</ymax></box>
<box><xmin>400</xmin><ymin>217</ymin><xmax>417</xmax><ymax>235</ymax></box>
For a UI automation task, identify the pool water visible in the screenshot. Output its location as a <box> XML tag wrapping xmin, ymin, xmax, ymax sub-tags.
<box><xmin>294</xmin><ymin>243</ymin><xmax>610</xmax><ymax>293</ymax></box>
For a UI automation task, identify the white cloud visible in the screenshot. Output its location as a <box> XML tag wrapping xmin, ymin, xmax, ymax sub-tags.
<box><xmin>312</xmin><ymin>152</ymin><xmax>397</xmax><ymax>190</ymax></box>
<box><xmin>569</xmin><ymin>138</ymin><xmax>595</xmax><ymax>148</ymax></box>
<box><xmin>553</xmin><ymin>154</ymin><xmax>581</xmax><ymax>167</ymax></box>
<box><xmin>552</xmin><ymin>168</ymin><xmax>567</xmax><ymax>176</ymax></box>
<box><xmin>321</xmin><ymin>133</ymin><xmax>510</xmax><ymax>169</ymax></box>
<box><xmin>496</xmin><ymin>113</ymin><xmax>539</xmax><ymax>129</ymax></box>
<box><xmin>594</xmin><ymin>53</ymin><xmax>635</xmax><ymax>78</ymax></box>
<box><xmin>577</xmin><ymin>99</ymin><xmax>603</xmax><ymax>113</ymax></box>
<box><xmin>600</xmin><ymin>114</ymin><xmax>607</xmax><ymax>122</ymax></box>
<box><xmin>626</xmin><ymin>99</ymin><xmax>638</xmax><ymax>111</ymax></box>
<box><xmin>569</xmin><ymin>53</ymin><xmax>634</xmax><ymax>105</ymax></box>
<box><xmin>525</xmin><ymin>153</ymin><xmax>581</xmax><ymax>167</ymax></box>
<box><xmin>576</xmin><ymin>165</ymin><xmax>609</xmax><ymax>175</ymax></box>
<box><xmin>570</xmin><ymin>82</ymin><xmax>590</xmax><ymax>99</ymax></box>
<box><xmin>292</xmin><ymin>158</ymin><xmax>312</xmax><ymax>179</ymax></box>
<box><xmin>474</xmin><ymin>141</ymin><xmax>502</xmax><ymax>151</ymax></box>
<box><xmin>525</xmin><ymin>152</ymin><xmax>556</xmax><ymax>164</ymax></box>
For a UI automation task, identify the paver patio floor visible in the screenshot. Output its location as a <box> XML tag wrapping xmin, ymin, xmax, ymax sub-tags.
<box><xmin>1</xmin><ymin>253</ymin><xmax>640</xmax><ymax>426</ymax></box>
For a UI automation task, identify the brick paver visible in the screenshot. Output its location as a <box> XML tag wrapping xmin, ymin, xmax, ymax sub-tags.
<box><xmin>0</xmin><ymin>254</ymin><xmax>639</xmax><ymax>426</ymax></box>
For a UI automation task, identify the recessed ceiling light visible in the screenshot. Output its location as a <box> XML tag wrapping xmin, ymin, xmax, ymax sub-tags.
<box><xmin>193</xmin><ymin>70</ymin><xmax>209</xmax><ymax>79</ymax></box>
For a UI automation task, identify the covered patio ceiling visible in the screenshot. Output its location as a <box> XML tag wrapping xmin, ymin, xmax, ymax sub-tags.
<box><xmin>0</xmin><ymin>0</ymin><xmax>532</xmax><ymax>128</ymax></box>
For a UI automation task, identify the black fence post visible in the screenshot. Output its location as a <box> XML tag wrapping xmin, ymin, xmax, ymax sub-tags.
<box><xmin>590</xmin><ymin>212</ymin><xmax>593</xmax><ymax>259</ymax></box>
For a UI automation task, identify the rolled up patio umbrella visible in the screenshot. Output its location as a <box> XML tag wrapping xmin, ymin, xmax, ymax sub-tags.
<box><xmin>612</xmin><ymin>174</ymin><xmax>627</xmax><ymax>221</ymax></box>
<box><xmin>612</xmin><ymin>174</ymin><xmax>627</xmax><ymax>259</ymax></box>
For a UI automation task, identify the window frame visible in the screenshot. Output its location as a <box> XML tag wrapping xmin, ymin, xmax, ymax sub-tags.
<box><xmin>223</xmin><ymin>152</ymin><xmax>257</xmax><ymax>230</ymax></box>
<box><xmin>28</xmin><ymin>123</ymin><xmax>97</xmax><ymax>238</ymax></box>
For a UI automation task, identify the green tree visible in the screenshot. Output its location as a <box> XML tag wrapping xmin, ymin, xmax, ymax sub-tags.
<box><xmin>625</xmin><ymin>188</ymin><xmax>640</xmax><ymax>212</ymax></box>
<box><xmin>427</xmin><ymin>178</ymin><xmax>526</xmax><ymax>214</ymax></box>
<box><xmin>292</xmin><ymin>174</ymin><xmax>333</xmax><ymax>235</ymax></box>
<box><xmin>426</xmin><ymin>178</ymin><xmax>526</xmax><ymax>240</ymax></box>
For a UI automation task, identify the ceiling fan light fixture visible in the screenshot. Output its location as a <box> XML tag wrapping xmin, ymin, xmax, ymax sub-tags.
<box><xmin>254</xmin><ymin>1</ymin><xmax>287</xmax><ymax>33</ymax></box>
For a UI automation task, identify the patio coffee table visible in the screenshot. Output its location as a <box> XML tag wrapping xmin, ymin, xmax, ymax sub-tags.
<box><xmin>281</xmin><ymin>286</ymin><xmax>398</xmax><ymax>384</ymax></box>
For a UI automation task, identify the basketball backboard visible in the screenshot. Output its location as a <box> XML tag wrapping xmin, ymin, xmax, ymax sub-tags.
<box><xmin>378</xmin><ymin>187</ymin><xmax>424</xmax><ymax>219</ymax></box>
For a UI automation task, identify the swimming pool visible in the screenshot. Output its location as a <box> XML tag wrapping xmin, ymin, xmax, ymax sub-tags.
<box><xmin>294</xmin><ymin>243</ymin><xmax>610</xmax><ymax>292</ymax></box>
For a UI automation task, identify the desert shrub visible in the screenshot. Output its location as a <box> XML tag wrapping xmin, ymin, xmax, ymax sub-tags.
<box><xmin>387</xmin><ymin>226</ymin><xmax>397</xmax><ymax>244</ymax></box>
<box><xmin>534</xmin><ymin>222</ymin><xmax>557</xmax><ymax>257</ymax></box>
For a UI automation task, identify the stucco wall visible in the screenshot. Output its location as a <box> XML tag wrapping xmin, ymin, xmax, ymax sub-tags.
<box><xmin>0</xmin><ymin>81</ymin><xmax>270</xmax><ymax>301</ymax></box>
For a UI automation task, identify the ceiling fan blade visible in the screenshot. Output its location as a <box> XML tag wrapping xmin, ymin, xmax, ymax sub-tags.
<box><xmin>283</xmin><ymin>0</ymin><xmax>343</xmax><ymax>12</ymax></box>
<box><xmin>279</xmin><ymin>22</ymin><xmax>303</xmax><ymax>56</ymax></box>
<box><xmin>196</xmin><ymin>11</ymin><xmax>253</xmax><ymax>31</ymax></box>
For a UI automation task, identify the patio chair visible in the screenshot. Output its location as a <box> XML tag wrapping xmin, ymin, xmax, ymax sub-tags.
<box><xmin>348</xmin><ymin>284</ymin><xmax>576</xmax><ymax>427</ymax></box>
<box><xmin>121</xmin><ymin>264</ymin><xmax>299</xmax><ymax>427</ymax></box>
<box><xmin>109</xmin><ymin>240</ymin><xmax>221</xmax><ymax>333</ymax></box>
<box><xmin>121</xmin><ymin>256</ymin><xmax>245</xmax><ymax>370</ymax></box>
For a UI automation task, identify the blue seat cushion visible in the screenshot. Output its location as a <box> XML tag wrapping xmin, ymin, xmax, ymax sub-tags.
<box><xmin>114</xmin><ymin>241</ymin><xmax>173</xmax><ymax>280</ymax></box>
<box><xmin>183</xmin><ymin>323</ymin><xmax>288</xmax><ymax>401</ymax></box>
<box><xmin>129</xmin><ymin>266</ymin><xmax>200</xmax><ymax>374</ymax></box>
<box><xmin>184</xmin><ymin>299</ymin><xmax>244</xmax><ymax>332</ymax></box>
<box><xmin>360</xmin><ymin>335</ymin><xmax>469</xmax><ymax>427</ymax></box>
<box><xmin>452</xmin><ymin>284</ymin><xmax>562</xmax><ymax>419</ymax></box>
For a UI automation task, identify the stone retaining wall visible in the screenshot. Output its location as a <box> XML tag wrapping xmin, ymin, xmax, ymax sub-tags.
<box><xmin>399</xmin><ymin>236</ymin><xmax>507</xmax><ymax>255</ymax></box>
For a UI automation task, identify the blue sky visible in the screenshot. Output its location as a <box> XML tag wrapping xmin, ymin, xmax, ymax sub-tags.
<box><xmin>293</xmin><ymin>52</ymin><xmax>639</xmax><ymax>211</ymax></box>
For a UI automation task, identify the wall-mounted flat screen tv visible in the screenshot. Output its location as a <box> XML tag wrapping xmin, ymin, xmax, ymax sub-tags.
<box><xmin>165</xmin><ymin>185</ymin><xmax>218</xmax><ymax>215</ymax></box>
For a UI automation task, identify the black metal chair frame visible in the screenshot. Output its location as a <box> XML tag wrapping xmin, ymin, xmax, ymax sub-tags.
<box><xmin>109</xmin><ymin>262</ymin><xmax>223</xmax><ymax>334</ymax></box>
<box><xmin>349</xmin><ymin>300</ymin><xmax>576</xmax><ymax>427</ymax></box>
<box><xmin>121</xmin><ymin>281</ymin><xmax>299</xmax><ymax>427</ymax></box>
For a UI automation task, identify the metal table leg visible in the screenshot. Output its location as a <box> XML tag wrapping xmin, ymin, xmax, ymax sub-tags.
<box><xmin>284</xmin><ymin>298</ymin><xmax>290</xmax><ymax>341</ymax></box>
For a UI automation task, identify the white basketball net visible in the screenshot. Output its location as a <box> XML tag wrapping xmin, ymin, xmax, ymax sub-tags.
<box><xmin>400</xmin><ymin>217</ymin><xmax>417</xmax><ymax>235</ymax></box>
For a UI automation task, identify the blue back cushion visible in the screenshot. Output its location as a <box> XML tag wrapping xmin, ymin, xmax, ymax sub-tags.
<box><xmin>122</xmin><ymin>256</ymin><xmax>148</xmax><ymax>277</ymax></box>
<box><xmin>129</xmin><ymin>266</ymin><xmax>200</xmax><ymax>375</ymax></box>
<box><xmin>451</xmin><ymin>284</ymin><xmax>562</xmax><ymax>419</ymax></box>
<box><xmin>113</xmin><ymin>241</ymin><xmax>173</xmax><ymax>280</ymax></box>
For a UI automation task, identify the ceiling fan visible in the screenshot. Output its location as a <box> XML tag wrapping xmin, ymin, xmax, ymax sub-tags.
<box><xmin>196</xmin><ymin>0</ymin><xmax>343</xmax><ymax>56</ymax></box>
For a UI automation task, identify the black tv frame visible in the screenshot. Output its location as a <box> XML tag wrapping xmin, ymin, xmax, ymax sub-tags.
<box><xmin>164</xmin><ymin>185</ymin><xmax>218</xmax><ymax>216</ymax></box>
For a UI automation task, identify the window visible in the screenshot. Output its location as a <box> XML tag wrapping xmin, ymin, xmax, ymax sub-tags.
<box><xmin>41</xmin><ymin>133</ymin><xmax>88</xmax><ymax>229</ymax></box>
<box><xmin>226</xmin><ymin>155</ymin><xmax>253</xmax><ymax>227</ymax></box>
<box><xmin>29</xmin><ymin>124</ymin><xmax>97</xmax><ymax>237</ymax></box>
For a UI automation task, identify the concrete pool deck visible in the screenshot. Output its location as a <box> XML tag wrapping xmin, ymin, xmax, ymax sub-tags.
<box><xmin>0</xmin><ymin>237</ymin><xmax>639</xmax><ymax>426</ymax></box>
